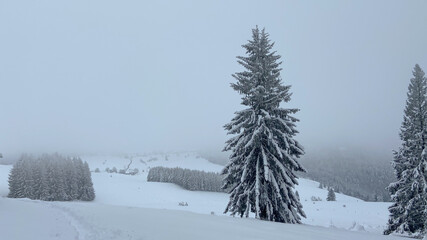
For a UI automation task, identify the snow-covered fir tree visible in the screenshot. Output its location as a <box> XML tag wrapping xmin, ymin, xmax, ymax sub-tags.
<box><xmin>31</xmin><ymin>158</ymin><xmax>45</xmax><ymax>200</ymax></box>
<box><xmin>327</xmin><ymin>188</ymin><xmax>336</xmax><ymax>201</ymax></box>
<box><xmin>79</xmin><ymin>161</ymin><xmax>95</xmax><ymax>201</ymax></box>
<box><xmin>385</xmin><ymin>64</ymin><xmax>427</xmax><ymax>236</ymax></box>
<box><xmin>222</xmin><ymin>26</ymin><xmax>306</xmax><ymax>223</ymax></box>
<box><xmin>22</xmin><ymin>158</ymin><xmax>35</xmax><ymax>199</ymax></box>
<box><xmin>44</xmin><ymin>156</ymin><xmax>68</xmax><ymax>201</ymax></box>
<box><xmin>64</xmin><ymin>159</ymin><xmax>79</xmax><ymax>200</ymax></box>
<box><xmin>8</xmin><ymin>157</ymin><xmax>24</xmax><ymax>198</ymax></box>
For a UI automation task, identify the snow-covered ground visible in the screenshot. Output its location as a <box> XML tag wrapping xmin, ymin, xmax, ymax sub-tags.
<box><xmin>0</xmin><ymin>152</ymin><xmax>408</xmax><ymax>239</ymax></box>
<box><xmin>84</xmin><ymin>152</ymin><xmax>391</xmax><ymax>233</ymax></box>
<box><xmin>0</xmin><ymin>197</ymin><xmax>406</xmax><ymax>240</ymax></box>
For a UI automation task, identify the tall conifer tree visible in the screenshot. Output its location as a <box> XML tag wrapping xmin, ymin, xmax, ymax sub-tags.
<box><xmin>385</xmin><ymin>64</ymin><xmax>427</xmax><ymax>236</ymax></box>
<box><xmin>222</xmin><ymin>27</ymin><xmax>305</xmax><ymax>223</ymax></box>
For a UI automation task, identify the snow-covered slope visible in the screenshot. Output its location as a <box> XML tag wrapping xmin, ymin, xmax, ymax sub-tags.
<box><xmin>0</xmin><ymin>197</ymin><xmax>406</xmax><ymax>240</ymax></box>
<box><xmin>0</xmin><ymin>153</ymin><xmax>404</xmax><ymax>239</ymax></box>
<box><xmin>0</xmin><ymin>198</ymin><xmax>79</xmax><ymax>240</ymax></box>
<box><xmin>81</xmin><ymin>153</ymin><xmax>391</xmax><ymax>234</ymax></box>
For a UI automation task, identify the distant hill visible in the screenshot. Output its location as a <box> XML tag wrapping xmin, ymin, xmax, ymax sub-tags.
<box><xmin>201</xmin><ymin>147</ymin><xmax>395</xmax><ymax>202</ymax></box>
<box><xmin>299</xmin><ymin>148</ymin><xmax>394</xmax><ymax>202</ymax></box>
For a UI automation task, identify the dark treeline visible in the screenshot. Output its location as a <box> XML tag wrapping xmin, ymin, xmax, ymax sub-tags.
<box><xmin>202</xmin><ymin>150</ymin><xmax>394</xmax><ymax>202</ymax></box>
<box><xmin>147</xmin><ymin>167</ymin><xmax>225</xmax><ymax>192</ymax></box>
<box><xmin>299</xmin><ymin>149</ymin><xmax>394</xmax><ymax>202</ymax></box>
<box><xmin>8</xmin><ymin>153</ymin><xmax>95</xmax><ymax>201</ymax></box>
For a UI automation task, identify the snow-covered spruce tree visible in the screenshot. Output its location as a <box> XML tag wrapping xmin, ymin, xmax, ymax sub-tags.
<box><xmin>327</xmin><ymin>188</ymin><xmax>336</xmax><ymax>201</ymax></box>
<box><xmin>44</xmin><ymin>157</ymin><xmax>68</xmax><ymax>201</ymax></box>
<box><xmin>385</xmin><ymin>64</ymin><xmax>427</xmax><ymax>236</ymax></box>
<box><xmin>222</xmin><ymin>27</ymin><xmax>306</xmax><ymax>223</ymax></box>
<box><xmin>22</xmin><ymin>158</ymin><xmax>35</xmax><ymax>199</ymax></box>
<box><xmin>7</xmin><ymin>157</ymin><xmax>24</xmax><ymax>198</ymax></box>
<box><xmin>77</xmin><ymin>159</ymin><xmax>95</xmax><ymax>201</ymax></box>
<box><xmin>31</xmin><ymin>158</ymin><xmax>46</xmax><ymax>200</ymax></box>
<box><xmin>63</xmin><ymin>158</ymin><xmax>79</xmax><ymax>200</ymax></box>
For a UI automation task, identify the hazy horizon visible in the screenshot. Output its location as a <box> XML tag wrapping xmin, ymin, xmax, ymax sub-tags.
<box><xmin>1</xmin><ymin>0</ymin><xmax>427</xmax><ymax>157</ymax></box>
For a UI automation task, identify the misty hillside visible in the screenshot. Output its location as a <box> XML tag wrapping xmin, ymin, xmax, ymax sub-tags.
<box><xmin>202</xmin><ymin>148</ymin><xmax>395</xmax><ymax>202</ymax></box>
<box><xmin>299</xmin><ymin>148</ymin><xmax>395</xmax><ymax>202</ymax></box>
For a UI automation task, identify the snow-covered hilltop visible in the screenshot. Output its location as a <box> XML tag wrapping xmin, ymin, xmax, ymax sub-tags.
<box><xmin>0</xmin><ymin>152</ymin><xmax>407</xmax><ymax>239</ymax></box>
<box><xmin>83</xmin><ymin>152</ymin><xmax>224</xmax><ymax>173</ymax></box>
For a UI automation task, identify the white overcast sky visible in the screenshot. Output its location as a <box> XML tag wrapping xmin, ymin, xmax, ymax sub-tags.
<box><xmin>1</xmin><ymin>0</ymin><xmax>426</xmax><ymax>155</ymax></box>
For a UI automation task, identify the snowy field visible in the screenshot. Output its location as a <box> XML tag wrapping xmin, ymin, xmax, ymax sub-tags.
<box><xmin>0</xmin><ymin>153</ymin><xmax>409</xmax><ymax>240</ymax></box>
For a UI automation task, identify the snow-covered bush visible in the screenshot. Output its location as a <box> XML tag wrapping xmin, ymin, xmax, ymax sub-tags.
<box><xmin>8</xmin><ymin>154</ymin><xmax>95</xmax><ymax>201</ymax></box>
<box><xmin>128</xmin><ymin>168</ymin><xmax>139</xmax><ymax>175</ymax></box>
<box><xmin>110</xmin><ymin>167</ymin><xmax>139</xmax><ymax>176</ymax></box>
<box><xmin>94</xmin><ymin>168</ymin><xmax>100</xmax><ymax>173</ymax></box>
<box><xmin>147</xmin><ymin>166</ymin><xmax>225</xmax><ymax>192</ymax></box>
<box><xmin>311</xmin><ymin>196</ymin><xmax>322</xmax><ymax>201</ymax></box>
